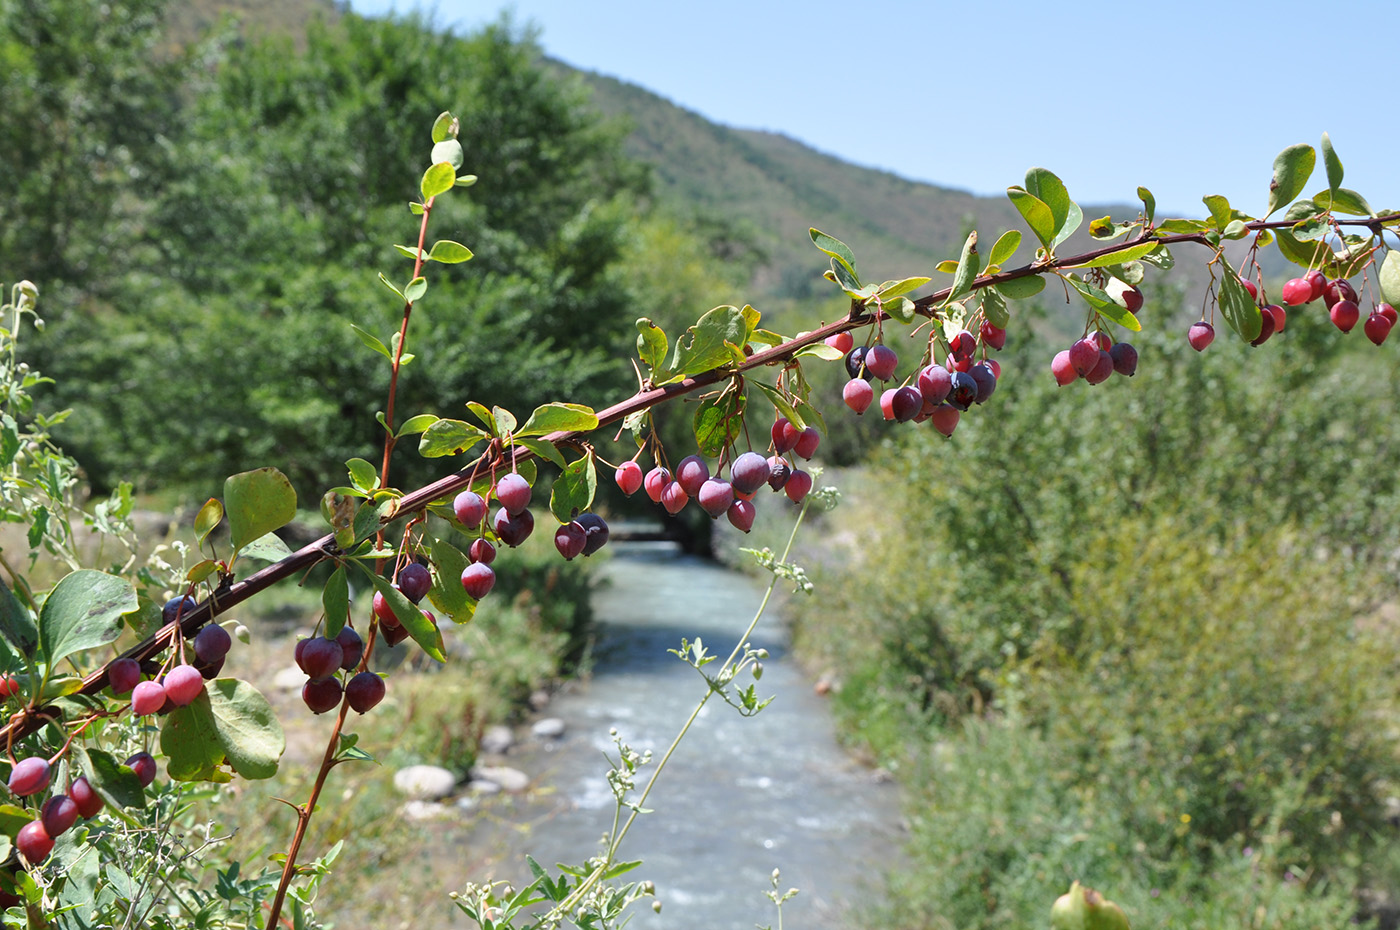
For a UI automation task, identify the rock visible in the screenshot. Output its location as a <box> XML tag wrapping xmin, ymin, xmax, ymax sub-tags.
<box><xmin>400</xmin><ymin>800</ymin><xmax>451</xmax><ymax>821</ymax></box>
<box><xmin>272</xmin><ymin>665</ymin><xmax>306</xmax><ymax>692</ymax></box>
<box><xmin>471</xmin><ymin>765</ymin><xmax>530</xmax><ymax>794</ymax></box>
<box><xmin>393</xmin><ymin>765</ymin><xmax>457</xmax><ymax>800</ymax></box>
<box><xmin>467</xmin><ymin>779</ymin><xmax>501</xmax><ymax>795</ymax></box>
<box><xmin>479</xmin><ymin>725</ymin><xmax>514</xmax><ymax>755</ymax></box>
<box><xmin>531</xmin><ymin>717</ymin><xmax>566</xmax><ymax>740</ymax></box>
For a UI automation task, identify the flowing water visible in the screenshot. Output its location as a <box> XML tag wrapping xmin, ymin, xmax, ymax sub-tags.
<box><xmin>491</xmin><ymin>542</ymin><xmax>902</xmax><ymax>930</ymax></box>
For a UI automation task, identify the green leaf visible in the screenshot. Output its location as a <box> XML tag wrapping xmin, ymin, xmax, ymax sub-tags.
<box><xmin>670</xmin><ymin>306</ymin><xmax>747</xmax><ymax>377</ymax></box>
<box><xmin>998</xmin><ymin>275</ymin><xmax>1046</xmax><ymax>300</ymax></box>
<box><xmin>1138</xmin><ymin>186</ymin><xmax>1156</xmax><ymax>224</ymax></box>
<box><xmin>224</xmin><ymin>468</ymin><xmax>297</xmax><ymax>553</ymax></box>
<box><xmin>0</xmin><ymin>582</ymin><xmax>36</xmax><ymax>658</ymax></box>
<box><xmin>518</xmin><ymin>403</ymin><xmax>599</xmax><ymax>438</ymax></box>
<box><xmin>430</xmin><ymin>139</ymin><xmax>463</xmax><ymax>170</ymax></box>
<box><xmin>1223</xmin><ymin>219</ymin><xmax>1249</xmax><ymax>240</ymax></box>
<box><xmin>515</xmin><ymin>437</ymin><xmax>567</xmax><ymax>469</ymax></box>
<box><xmin>186</xmin><ymin>559</ymin><xmax>218</xmax><ymax>584</ymax></box>
<box><xmin>351</xmin><ymin>323</ymin><xmax>392</xmax><ymax>360</ymax></box>
<box><xmin>1266</xmin><ymin>143</ymin><xmax>1316</xmax><ymax>216</ymax></box>
<box><xmin>427</xmin><ymin>240</ymin><xmax>473</xmax><ymax>264</ymax></box>
<box><xmin>75</xmin><ymin>748</ymin><xmax>145</xmax><ymax>814</ymax></box>
<box><xmin>346</xmin><ymin>458</ymin><xmax>378</xmax><ymax>492</ymax></box>
<box><xmin>1140</xmin><ymin>245</ymin><xmax>1175</xmax><ymax>270</ymax></box>
<box><xmin>749</xmin><ymin>382</ymin><xmax>804</xmax><ymax>431</ymax></box>
<box><xmin>236</xmin><ymin>533</ymin><xmax>292</xmax><ymax>563</ymax></box>
<box><xmin>793</xmin><ymin>343</ymin><xmax>843</xmax><ymax>361</ymax></box>
<box><xmin>161</xmin><ymin>679</ymin><xmax>285</xmax><ymax>781</ymax></box>
<box><xmin>1291</xmin><ymin>215</ymin><xmax>1329</xmax><ymax>242</ymax></box>
<box><xmin>883</xmin><ymin>295</ymin><xmax>915</xmax><ymax>323</ymax></box>
<box><xmin>1067</xmin><ymin>277</ymin><xmax>1141</xmax><ymax>332</ymax></box>
<box><xmin>1007</xmin><ymin>187</ymin><xmax>1056</xmax><ymax>250</ymax></box>
<box><xmin>829</xmin><ymin>256</ymin><xmax>862</xmax><ymax>295</ymax></box>
<box><xmin>1024</xmin><ymin>167</ymin><xmax>1071</xmax><ymax>235</ymax></box>
<box><xmin>493</xmin><ymin>406</ymin><xmax>518</xmax><ymax>434</ymax></box>
<box><xmin>1312</xmin><ymin>187</ymin><xmax>1372</xmax><ymax>216</ymax></box>
<box><xmin>408</xmin><ymin>201</ymin><xmax>425</xmax><ymax>216</ymax></box>
<box><xmin>1050</xmin><ymin>200</ymin><xmax>1083</xmax><ymax>249</ymax></box>
<box><xmin>1067</xmin><ymin>241</ymin><xmax>1160</xmax><ymax>270</ymax></box>
<box><xmin>397</xmin><ymin>414</ymin><xmax>438</xmax><ymax>436</ymax></box>
<box><xmin>425</xmin><ymin>537</ymin><xmax>473</xmax><ymax>623</ymax></box>
<box><xmin>1202</xmin><ymin>195</ymin><xmax>1232</xmax><ymax>231</ymax></box>
<box><xmin>550</xmin><ymin>456</ymin><xmax>598</xmax><ymax>523</ymax></box>
<box><xmin>1273</xmin><ymin>228</ymin><xmax>1321</xmax><ymax>268</ymax></box>
<box><xmin>1321</xmin><ymin>131</ymin><xmax>1343</xmax><ymax>196</ymax></box>
<box><xmin>636</xmin><ymin>318</ymin><xmax>669</xmax><ymax>379</ymax></box>
<box><xmin>693</xmin><ymin>392</ymin><xmax>744</xmax><ymax>458</ymax></box>
<box><xmin>376</xmin><ymin>273</ymin><xmax>404</xmax><ymax>302</ymax></box>
<box><xmin>981</xmin><ymin>287</ymin><xmax>1009</xmax><ymax>329</ymax></box>
<box><xmin>421</xmin><ymin>162</ymin><xmax>456</xmax><ymax>201</ymax></box>
<box><xmin>404</xmin><ymin>277</ymin><xmax>427</xmax><ymax>303</ymax></box>
<box><xmin>1378</xmin><ymin>251</ymin><xmax>1400</xmax><ymax>308</ymax></box>
<box><xmin>808</xmin><ymin>229</ymin><xmax>858</xmax><ymax>281</ymax></box>
<box><xmin>1089</xmin><ymin>216</ymin><xmax>1132</xmax><ymax>240</ymax></box>
<box><xmin>455</xmin><ymin>174</ymin><xmax>477</xmax><ymax>188</ymax></box>
<box><xmin>465</xmin><ymin>402</ymin><xmax>497</xmax><ymax>435</ymax></box>
<box><xmin>393</xmin><ymin>244</ymin><xmax>424</xmax><ymax>261</ymax></box>
<box><xmin>988</xmin><ymin>230</ymin><xmax>1022</xmax><ymax>268</ymax></box>
<box><xmin>878</xmin><ymin>276</ymin><xmax>931</xmax><ymax>299</ymax></box>
<box><xmin>194</xmin><ymin>499</ymin><xmax>223</xmax><ymax>547</ymax></box>
<box><xmin>941</xmin><ymin>231</ymin><xmax>980</xmax><ymax>308</ymax></box>
<box><xmin>357</xmin><ymin>566</ymin><xmax>445</xmax><ymax>661</ymax></box>
<box><xmin>322</xmin><ymin>566</ymin><xmax>349</xmax><ymax>638</ymax></box>
<box><xmin>39</xmin><ymin>570</ymin><xmax>136</xmax><ymax>668</ymax></box>
<box><xmin>1219</xmin><ymin>270</ymin><xmax>1263</xmax><ymax>342</ymax></box>
<box><xmin>418</xmin><ymin>419</ymin><xmax>488</xmax><ymax>458</ymax></box>
<box><xmin>1157</xmin><ymin>218</ymin><xmax>1210</xmax><ymax>234</ymax></box>
<box><xmin>430</xmin><ymin>111</ymin><xmax>456</xmax><ymax>144</ymax></box>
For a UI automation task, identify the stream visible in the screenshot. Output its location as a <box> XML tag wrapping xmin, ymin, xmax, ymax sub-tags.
<box><xmin>488</xmin><ymin>541</ymin><xmax>902</xmax><ymax>930</ymax></box>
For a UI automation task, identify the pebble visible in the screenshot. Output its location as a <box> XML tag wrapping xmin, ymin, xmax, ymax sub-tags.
<box><xmin>272</xmin><ymin>665</ymin><xmax>306</xmax><ymax>691</ymax></box>
<box><xmin>531</xmin><ymin>717</ymin><xmax>566</xmax><ymax>740</ymax></box>
<box><xmin>393</xmin><ymin>764</ymin><xmax>457</xmax><ymax>800</ymax></box>
<box><xmin>479</xmin><ymin>725</ymin><xmax>514</xmax><ymax>755</ymax></box>
<box><xmin>400</xmin><ymin>800</ymin><xmax>451</xmax><ymax>821</ymax></box>
<box><xmin>470</xmin><ymin>765</ymin><xmax>530</xmax><ymax>794</ymax></box>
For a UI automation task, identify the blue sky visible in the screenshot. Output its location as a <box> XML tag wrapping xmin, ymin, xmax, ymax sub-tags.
<box><xmin>347</xmin><ymin>0</ymin><xmax>1400</xmax><ymax>218</ymax></box>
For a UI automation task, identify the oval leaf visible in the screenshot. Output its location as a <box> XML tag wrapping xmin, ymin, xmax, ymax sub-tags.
<box><xmin>322</xmin><ymin>566</ymin><xmax>349</xmax><ymax>638</ymax></box>
<box><xmin>518</xmin><ymin>403</ymin><xmax>600</xmax><ymax>438</ymax></box>
<box><xmin>225</xmin><ymin>468</ymin><xmax>297</xmax><ymax>553</ymax></box>
<box><xmin>1266</xmin><ymin>143</ymin><xmax>1316</xmax><ymax>216</ymax></box>
<box><xmin>194</xmin><ymin>499</ymin><xmax>223</xmax><ymax>547</ymax></box>
<box><xmin>997</xmin><ymin>275</ymin><xmax>1046</xmax><ymax>300</ymax></box>
<box><xmin>418</xmin><ymin>419</ymin><xmax>488</xmax><ymax>458</ymax></box>
<box><xmin>421</xmin><ymin>162</ymin><xmax>456</xmax><ymax>201</ymax></box>
<box><xmin>550</xmin><ymin>456</ymin><xmax>598</xmax><ymax>524</ymax></box>
<box><xmin>1007</xmin><ymin>188</ymin><xmax>1055</xmax><ymax>250</ymax></box>
<box><xmin>428</xmin><ymin>240</ymin><xmax>473</xmax><ymax>264</ymax></box>
<box><xmin>988</xmin><ymin>230</ymin><xmax>1022</xmax><ymax>267</ymax></box>
<box><xmin>161</xmin><ymin>679</ymin><xmax>285</xmax><ymax>781</ymax></box>
<box><xmin>39</xmin><ymin>570</ymin><xmax>137</xmax><ymax>668</ymax></box>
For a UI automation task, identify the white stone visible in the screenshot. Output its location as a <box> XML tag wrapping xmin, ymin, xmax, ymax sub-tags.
<box><xmin>471</xmin><ymin>765</ymin><xmax>530</xmax><ymax>793</ymax></box>
<box><xmin>272</xmin><ymin>665</ymin><xmax>306</xmax><ymax>691</ymax></box>
<box><xmin>400</xmin><ymin>800</ymin><xmax>451</xmax><ymax>821</ymax></box>
<box><xmin>479</xmin><ymin>725</ymin><xmax>514</xmax><ymax>755</ymax></box>
<box><xmin>393</xmin><ymin>764</ymin><xmax>457</xmax><ymax>800</ymax></box>
<box><xmin>531</xmin><ymin>717</ymin><xmax>566</xmax><ymax>740</ymax></box>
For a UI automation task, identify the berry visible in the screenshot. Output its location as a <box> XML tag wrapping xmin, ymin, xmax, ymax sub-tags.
<box><xmin>946</xmin><ymin>371</ymin><xmax>978</xmax><ymax>411</ymax></box>
<box><xmin>0</xmin><ymin>675</ymin><xmax>18</xmax><ymax>699</ymax></box>
<box><xmin>397</xmin><ymin>563</ymin><xmax>432</xmax><ymax>604</ymax></box>
<box><xmin>771</xmin><ymin>418</ymin><xmax>798</xmax><ymax>453</ymax></box>
<box><xmin>793</xmin><ymin>426</ymin><xmax>821</xmax><ymax>460</ymax></box>
<box><xmin>193</xmin><ymin>624</ymin><xmax>232</xmax><ymax>666</ymax></box>
<box><xmin>1379</xmin><ymin>303</ymin><xmax>1399</xmax><ymax>325</ymax></box>
<box><xmin>299</xmin><ymin>637</ymin><xmax>343</xmax><ymax>680</ymax></box>
<box><xmin>698</xmin><ymin>478</ymin><xmax>735</xmax><ymax>518</ymax></box>
<box><xmin>109</xmin><ymin>657</ymin><xmax>141</xmax><ymax>694</ymax></box>
<box><xmin>301</xmin><ymin>678</ymin><xmax>342</xmax><ymax>715</ymax></box>
<box><xmin>930</xmin><ymin>404</ymin><xmax>960</xmax><ymax>438</ymax></box>
<box><xmin>1121</xmin><ymin>286</ymin><xmax>1144</xmax><ymax>314</ymax></box>
<box><xmin>615</xmin><ymin>461</ymin><xmax>644</xmax><ymax>496</ymax></box>
<box><xmin>1069</xmin><ymin>338</ymin><xmax>1099</xmax><ymax>376</ymax></box>
<box><xmin>1092</xmin><ymin>331</ymin><xmax>1112</xmax><ymax>352</ymax></box>
<box><xmin>16</xmin><ymin>820</ymin><xmax>52</xmax><ymax>864</ymax></box>
<box><xmin>843</xmin><ymin>346</ymin><xmax>867</xmax><ymax>379</ymax></box>
<box><xmin>985</xmin><ymin>359</ymin><xmax>1001</xmax><ymax>379</ymax></box>
<box><xmin>661</xmin><ymin>482</ymin><xmax>689</xmax><ymax>515</ymax></box>
<box><xmin>1267</xmin><ymin>303</ymin><xmax>1287</xmax><ymax>334</ymax></box>
<box><xmin>1051</xmin><ymin>350</ymin><xmax>1078</xmax><ymax>386</ymax></box>
<box><xmin>843</xmin><ymin>378</ymin><xmax>874</xmax><ymax>414</ymax></box>
<box><xmin>336</xmin><ymin>625</ymin><xmax>364</xmax><ymax>670</ymax></box>
<box><xmin>979</xmin><ymin>320</ymin><xmax>1006</xmax><ymax>350</ymax></box>
<box><xmin>461</xmin><ymin>563</ymin><xmax>496</xmax><ymax>600</ymax></box>
<box><xmin>162</xmin><ymin>596</ymin><xmax>198</xmax><ymax>626</ymax></box>
<box><xmin>825</xmin><ymin>331</ymin><xmax>853</xmax><ymax>354</ymax></box>
<box><xmin>727</xmin><ymin>499</ymin><xmax>755</xmax><ymax>533</ymax></box>
<box><xmin>554</xmin><ymin>522</ymin><xmax>586</xmax><ymax>560</ymax></box>
<box><xmin>453</xmin><ymin>490</ymin><xmax>487</xmax><ymax>527</ymax></box>
<box><xmin>784</xmin><ymin>469</ymin><xmax>813</xmax><ymax>503</ymax></box>
<box><xmin>492</xmin><ymin>507</ymin><xmax>534</xmax><ymax>547</ymax></box>
<box><xmin>1243</xmin><ymin>280</ymin><xmax>1258</xmax><ymax>301</ymax></box>
<box><xmin>345</xmin><ymin>671</ymin><xmax>386</xmax><ymax>714</ymax></box>
<box><xmin>494</xmin><ymin>473</ymin><xmax>532</xmax><ymax>515</ymax></box>
<box><xmin>382</xmin><ymin>623</ymin><xmax>410</xmax><ymax>647</ymax></box>
<box><xmin>1188</xmin><ymin>321</ymin><xmax>1215</xmax><ymax>352</ymax></box>
<box><xmin>197</xmin><ymin>656</ymin><xmax>225</xmax><ymax>680</ymax></box>
<box><xmin>643</xmin><ymin>467</ymin><xmax>670</xmax><ymax>503</ymax></box>
<box><xmin>8</xmin><ymin>757</ymin><xmax>49</xmax><ymax>797</ymax></box>
<box><xmin>1109</xmin><ymin>342</ymin><xmax>1138</xmax><ymax>377</ymax></box>
<box><xmin>372</xmin><ymin>589</ymin><xmax>399</xmax><ymax>624</ymax></box>
<box><xmin>1365</xmin><ymin>312</ymin><xmax>1393</xmax><ymax>345</ymax></box>
<box><xmin>70</xmin><ymin>777</ymin><xmax>103</xmax><ymax>818</ymax></box>
<box><xmin>1323</xmin><ymin>278</ymin><xmax>1358</xmax><ymax>308</ymax></box>
<box><xmin>676</xmin><ymin>455</ymin><xmax>710</xmax><ymax>497</ymax></box>
<box><xmin>945</xmin><ymin>354</ymin><xmax>973</xmax><ymax>373</ymax></box>
<box><xmin>40</xmin><ymin>795</ymin><xmax>77</xmax><ymax>838</ymax></box>
<box><xmin>1281</xmin><ymin>277</ymin><xmax>1312</xmax><ymax>305</ymax></box>
<box><xmin>766</xmin><ymin>457</ymin><xmax>791</xmax><ymax>491</ymax></box>
<box><xmin>131</xmin><ymin>680</ymin><xmax>166</xmax><ymax>716</ymax></box>
<box><xmin>892</xmin><ymin>386</ymin><xmax>923</xmax><ymax>421</ymax></box>
<box><xmin>968</xmin><ymin>364</ymin><xmax>997</xmax><ymax>404</ymax></box>
<box><xmin>163</xmin><ymin>664</ymin><xmax>204</xmax><ymax>706</ymax></box>
<box><xmin>864</xmin><ymin>344</ymin><xmax>898</xmax><ymax>380</ymax></box>
<box><xmin>1306</xmin><ymin>270</ymin><xmax>1326</xmax><ymax>302</ymax></box>
<box><xmin>948</xmin><ymin>330</ymin><xmax>977</xmax><ymax>362</ymax></box>
<box><xmin>1086</xmin><ymin>350</ymin><xmax>1115</xmax><ymax>385</ymax></box>
<box><xmin>1330</xmin><ymin>299</ymin><xmax>1360</xmax><ymax>333</ymax></box>
<box><xmin>879</xmin><ymin>388</ymin><xmax>898</xmax><ymax>421</ymax></box>
<box><xmin>1250</xmin><ymin>307</ymin><xmax>1276</xmax><ymax>346</ymax></box>
<box><xmin>468</xmin><ymin>538</ymin><xmax>496</xmax><ymax>565</ymax></box>
<box><xmin>730</xmin><ymin>452</ymin><xmax>771</xmax><ymax>495</ymax></box>
<box><xmin>918</xmin><ymin>365</ymin><xmax>952</xmax><ymax>404</ymax></box>
<box><xmin>126</xmin><ymin>752</ymin><xmax>157</xmax><ymax>787</ymax></box>
<box><xmin>576</xmin><ymin>514</ymin><xmax>610</xmax><ymax>557</ymax></box>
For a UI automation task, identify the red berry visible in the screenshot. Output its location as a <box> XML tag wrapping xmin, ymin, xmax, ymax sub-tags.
<box><xmin>1365</xmin><ymin>312</ymin><xmax>1392</xmax><ymax>345</ymax></box>
<box><xmin>1085</xmin><ymin>350</ymin><xmax>1115</xmax><ymax>385</ymax></box>
<box><xmin>131</xmin><ymin>680</ymin><xmax>167</xmax><ymax>716</ymax></box>
<box><xmin>1109</xmin><ymin>343</ymin><xmax>1138</xmax><ymax>377</ymax></box>
<box><xmin>492</xmin><ymin>507</ymin><xmax>534</xmax><ymax>547</ymax></box>
<box><xmin>1330</xmin><ymin>299</ymin><xmax>1360</xmax><ymax>333</ymax></box>
<box><xmin>1323</xmin><ymin>278</ymin><xmax>1358</xmax><ymax>308</ymax></box>
<box><xmin>1121</xmin><ymin>286</ymin><xmax>1144</xmax><ymax>314</ymax></box>
<box><xmin>793</xmin><ymin>426</ymin><xmax>820</xmax><ymax>460</ymax></box>
<box><xmin>1051</xmin><ymin>350</ymin><xmax>1078</xmax><ymax>386</ymax></box>
<box><xmin>698</xmin><ymin>478</ymin><xmax>734</xmax><ymax>518</ymax></box>
<box><xmin>766</xmin><ymin>457</ymin><xmax>791</xmax><ymax>491</ymax></box>
<box><xmin>1379</xmin><ymin>303</ymin><xmax>1399</xmax><ymax>325</ymax></box>
<box><xmin>40</xmin><ymin>795</ymin><xmax>78</xmax><ymax>838</ymax></box>
<box><xmin>397</xmin><ymin>563</ymin><xmax>432</xmax><ymax>604</ymax></box>
<box><xmin>843</xmin><ymin>378</ymin><xmax>874</xmax><ymax>414</ymax></box>
<box><xmin>1281</xmin><ymin>277</ymin><xmax>1312</xmax><ymax>306</ymax></box>
<box><xmin>109</xmin><ymin>657</ymin><xmax>141</xmax><ymax>695</ymax></box>
<box><xmin>1092</xmin><ymin>331</ymin><xmax>1112</xmax><ymax>352</ymax></box>
<box><xmin>879</xmin><ymin>388</ymin><xmax>898</xmax><ymax>421</ymax></box>
<box><xmin>676</xmin><ymin>455</ymin><xmax>710</xmax><ymax>497</ymax></box>
<box><xmin>345</xmin><ymin>671</ymin><xmax>386</xmax><ymax>714</ymax></box>
<box><xmin>371</xmin><ymin>589</ymin><xmax>398</xmax><ymax>624</ymax></box>
<box><xmin>301</xmin><ymin>678</ymin><xmax>342</xmax><ymax>715</ymax></box>
<box><xmin>825</xmin><ymin>331</ymin><xmax>854</xmax><ymax>354</ymax></box>
<box><xmin>614</xmin><ymin>461</ymin><xmax>643</xmax><ymax>496</ymax></box>
<box><xmin>1251</xmin><ymin>306</ymin><xmax>1277</xmax><ymax>346</ymax></box>
<box><xmin>1306</xmin><ymin>270</ymin><xmax>1326</xmax><ymax>302</ymax></box>
<box><xmin>494</xmin><ymin>473</ymin><xmax>532</xmax><ymax>515</ymax></box>
<box><xmin>299</xmin><ymin>637</ymin><xmax>344</xmax><ymax>680</ymax></box>
<box><xmin>978</xmin><ymin>320</ymin><xmax>1006</xmax><ymax>350</ymax></box>
<box><xmin>918</xmin><ymin>365</ymin><xmax>952</xmax><ymax>404</ymax></box>
<box><xmin>468</xmin><ymin>538</ymin><xmax>496</xmax><ymax>565</ymax></box>
<box><xmin>948</xmin><ymin>330</ymin><xmax>977</xmax><ymax>362</ymax></box>
<box><xmin>771</xmin><ymin>418</ymin><xmax>797</xmax><ymax>454</ymax></box>
<box><xmin>126</xmin><ymin>751</ymin><xmax>157</xmax><ymax>787</ymax></box>
<box><xmin>929</xmin><ymin>404</ymin><xmax>960</xmax><ymax>438</ymax></box>
<box><xmin>163</xmin><ymin>664</ymin><xmax>204</xmax><ymax>707</ymax></box>
<box><xmin>1242</xmin><ymin>280</ymin><xmax>1258</xmax><ymax>301</ymax></box>
<box><xmin>727</xmin><ymin>499</ymin><xmax>755</xmax><ymax>533</ymax></box>
<box><xmin>8</xmin><ymin>757</ymin><xmax>49</xmax><ymax>797</ymax></box>
<box><xmin>784</xmin><ymin>469</ymin><xmax>813</xmax><ymax>503</ymax></box>
<box><xmin>643</xmin><ymin>466</ymin><xmax>670</xmax><ymax>503</ymax></box>
<box><xmin>730</xmin><ymin>452</ymin><xmax>771</xmax><ymax>495</ymax></box>
<box><xmin>336</xmin><ymin>625</ymin><xmax>364</xmax><ymax>670</ymax></box>
<box><xmin>892</xmin><ymin>386</ymin><xmax>923</xmax><ymax>421</ymax></box>
<box><xmin>453</xmin><ymin>490</ymin><xmax>487</xmax><ymax>527</ymax></box>
<box><xmin>1069</xmin><ymin>339</ymin><xmax>1099</xmax><ymax>376</ymax></box>
<box><xmin>1188</xmin><ymin>321</ymin><xmax>1215</xmax><ymax>352</ymax></box>
<box><xmin>193</xmin><ymin>624</ymin><xmax>232</xmax><ymax>665</ymax></box>
<box><xmin>554</xmin><ymin>522</ymin><xmax>586</xmax><ymax>560</ymax></box>
<box><xmin>461</xmin><ymin>563</ymin><xmax>496</xmax><ymax>600</ymax></box>
<box><xmin>864</xmin><ymin>344</ymin><xmax>898</xmax><ymax>380</ymax></box>
<box><xmin>661</xmin><ymin>482</ymin><xmax>689</xmax><ymax>515</ymax></box>
<box><xmin>70</xmin><ymin>777</ymin><xmax>103</xmax><ymax>818</ymax></box>
<box><xmin>968</xmin><ymin>364</ymin><xmax>997</xmax><ymax>404</ymax></box>
<box><xmin>16</xmin><ymin>820</ymin><xmax>52</xmax><ymax>864</ymax></box>
<box><xmin>1267</xmin><ymin>303</ymin><xmax>1286</xmax><ymax>333</ymax></box>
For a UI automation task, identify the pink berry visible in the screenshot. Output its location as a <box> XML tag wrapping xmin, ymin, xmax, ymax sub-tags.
<box><xmin>698</xmin><ymin>478</ymin><xmax>735</xmax><ymax>518</ymax></box>
<box><xmin>468</xmin><ymin>538</ymin><xmax>496</xmax><ymax>565</ymax></box>
<box><xmin>70</xmin><ymin>777</ymin><xmax>103</xmax><ymax>818</ymax></box>
<box><xmin>784</xmin><ymin>469</ymin><xmax>813</xmax><ymax>503</ymax></box>
<box><xmin>948</xmin><ymin>330</ymin><xmax>977</xmax><ymax>361</ymax></box>
<box><xmin>730</xmin><ymin>452</ymin><xmax>771</xmax><ymax>495</ymax></box>
<box><xmin>1091</xmin><ymin>331</ymin><xmax>1112</xmax><ymax>352</ymax></box>
<box><xmin>676</xmin><ymin>455</ymin><xmax>710</xmax><ymax>497</ymax></box>
<box><xmin>163</xmin><ymin>664</ymin><xmax>204</xmax><ymax>707</ymax></box>
<box><xmin>1281</xmin><ymin>277</ymin><xmax>1312</xmax><ymax>306</ymax></box>
<box><xmin>843</xmin><ymin>378</ymin><xmax>874</xmax><ymax>414</ymax></box>
<box><xmin>978</xmin><ymin>320</ymin><xmax>1006</xmax><ymax>350</ymax></box>
<box><xmin>1268</xmin><ymin>303</ymin><xmax>1287</xmax><ymax>333</ymax></box>
<box><xmin>131</xmin><ymin>680</ymin><xmax>167</xmax><ymax>716</ymax></box>
<box><xmin>8</xmin><ymin>757</ymin><xmax>49</xmax><ymax>797</ymax></box>
<box><xmin>864</xmin><ymin>344</ymin><xmax>898</xmax><ymax>380</ymax></box>
<box><xmin>661</xmin><ymin>482</ymin><xmax>689</xmax><ymax>515</ymax></box>
<box><xmin>929</xmin><ymin>404</ymin><xmax>960</xmax><ymax>438</ymax></box>
<box><xmin>727</xmin><ymin>499</ymin><xmax>755</xmax><ymax>533</ymax></box>
<box><xmin>918</xmin><ymin>365</ymin><xmax>952</xmax><ymax>404</ymax></box>
<box><xmin>16</xmin><ymin>820</ymin><xmax>52</xmax><ymax>863</ymax></box>
<box><xmin>1243</xmin><ymin>280</ymin><xmax>1258</xmax><ymax>301</ymax></box>
<box><xmin>1051</xmin><ymin>350</ymin><xmax>1078</xmax><ymax>386</ymax></box>
<box><xmin>1306</xmin><ymin>270</ymin><xmax>1326</xmax><ymax>302</ymax></box>
<box><xmin>1331</xmin><ymin>299</ymin><xmax>1360</xmax><ymax>333</ymax></box>
<box><xmin>614</xmin><ymin>461</ymin><xmax>643</xmax><ymax>496</ymax></box>
<box><xmin>1379</xmin><ymin>303</ymin><xmax>1398</xmax><ymax>325</ymax></box>
<box><xmin>1187</xmin><ymin>321</ymin><xmax>1215</xmax><ymax>352</ymax></box>
<box><xmin>825</xmin><ymin>331</ymin><xmax>854</xmax><ymax>353</ymax></box>
<box><xmin>771</xmin><ymin>418</ymin><xmax>797</xmax><ymax>454</ymax></box>
<box><xmin>461</xmin><ymin>563</ymin><xmax>496</xmax><ymax>600</ymax></box>
<box><xmin>453</xmin><ymin>490</ymin><xmax>487</xmax><ymax>527</ymax></box>
<box><xmin>879</xmin><ymin>388</ymin><xmax>899</xmax><ymax>422</ymax></box>
<box><xmin>793</xmin><ymin>426</ymin><xmax>820</xmax><ymax>460</ymax></box>
<box><xmin>643</xmin><ymin>466</ymin><xmax>670</xmax><ymax>503</ymax></box>
<box><xmin>1069</xmin><ymin>338</ymin><xmax>1099</xmax><ymax>376</ymax></box>
<box><xmin>494</xmin><ymin>473</ymin><xmax>532</xmax><ymax>515</ymax></box>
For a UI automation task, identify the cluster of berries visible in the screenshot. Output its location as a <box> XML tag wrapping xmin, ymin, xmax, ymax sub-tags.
<box><xmin>1279</xmin><ymin>272</ymin><xmax>1395</xmax><ymax>345</ymax></box>
<box><xmin>832</xmin><ymin>321</ymin><xmax>1006</xmax><ymax>438</ymax></box>
<box><xmin>1051</xmin><ymin>332</ymin><xmax>1139</xmax><ymax>386</ymax></box>
<box><xmin>7</xmin><ymin>754</ymin><xmax>149</xmax><ymax>864</ymax></box>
